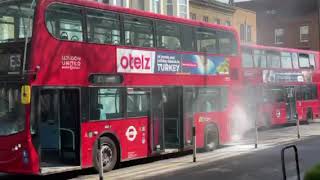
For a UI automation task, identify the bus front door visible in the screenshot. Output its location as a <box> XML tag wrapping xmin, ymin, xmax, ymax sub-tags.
<box><xmin>162</xmin><ymin>87</ymin><xmax>183</xmax><ymax>150</ymax></box>
<box><xmin>151</xmin><ymin>88</ymin><xmax>164</xmax><ymax>153</ymax></box>
<box><xmin>286</xmin><ymin>87</ymin><xmax>297</xmax><ymax>123</ymax></box>
<box><xmin>38</xmin><ymin>89</ymin><xmax>80</xmax><ymax>168</ymax></box>
<box><xmin>39</xmin><ymin>90</ymin><xmax>59</xmax><ymax>151</ymax></box>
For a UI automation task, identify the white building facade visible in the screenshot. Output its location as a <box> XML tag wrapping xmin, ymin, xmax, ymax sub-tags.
<box><xmin>94</xmin><ymin>0</ymin><xmax>189</xmax><ymax>18</ymax></box>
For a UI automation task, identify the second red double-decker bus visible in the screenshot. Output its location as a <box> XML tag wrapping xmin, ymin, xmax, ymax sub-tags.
<box><xmin>0</xmin><ymin>0</ymin><xmax>242</xmax><ymax>175</ymax></box>
<box><xmin>241</xmin><ymin>44</ymin><xmax>320</xmax><ymax>127</ymax></box>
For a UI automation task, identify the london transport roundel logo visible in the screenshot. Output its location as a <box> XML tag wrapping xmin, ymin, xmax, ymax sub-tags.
<box><xmin>126</xmin><ymin>126</ymin><xmax>138</xmax><ymax>142</ymax></box>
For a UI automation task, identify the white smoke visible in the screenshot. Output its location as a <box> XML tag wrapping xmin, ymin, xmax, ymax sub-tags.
<box><xmin>230</xmin><ymin>104</ymin><xmax>254</xmax><ymax>141</ymax></box>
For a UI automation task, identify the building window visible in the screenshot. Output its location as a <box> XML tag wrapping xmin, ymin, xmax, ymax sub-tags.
<box><xmin>275</xmin><ymin>28</ymin><xmax>284</xmax><ymax>44</ymax></box>
<box><xmin>179</xmin><ymin>0</ymin><xmax>187</xmax><ymax>18</ymax></box>
<box><xmin>97</xmin><ymin>0</ymin><xmax>126</xmax><ymax>6</ymax></box>
<box><xmin>225</xmin><ymin>21</ymin><xmax>231</xmax><ymax>26</ymax></box>
<box><xmin>190</xmin><ymin>13</ymin><xmax>196</xmax><ymax>20</ymax></box>
<box><xmin>247</xmin><ymin>25</ymin><xmax>252</xmax><ymax>42</ymax></box>
<box><xmin>300</xmin><ymin>25</ymin><xmax>309</xmax><ymax>42</ymax></box>
<box><xmin>240</xmin><ymin>24</ymin><xmax>245</xmax><ymax>42</ymax></box>
<box><xmin>214</xmin><ymin>18</ymin><xmax>220</xmax><ymax>24</ymax></box>
<box><xmin>203</xmin><ymin>16</ymin><xmax>208</xmax><ymax>22</ymax></box>
<box><xmin>116</xmin><ymin>0</ymin><xmax>126</xmax><ymax>6</ymax></box>
<box><xmin>130</xmin><ymin>0</ymin><xmax>144</xmax><ymax>10</ymax></box>
<box><xmin>152</xmin><ymin>0</ymin><xmax>161</xmax><ymax>14</ymax></box>
<box><xmin>167</xmin><ymin>0</ymin><xmax>173</xmax><ymax>16</ymax></box>
<box><xmin>99</xmin><ymin>0</ymin><xmax>109</xmax><ymax>3</ymax></box>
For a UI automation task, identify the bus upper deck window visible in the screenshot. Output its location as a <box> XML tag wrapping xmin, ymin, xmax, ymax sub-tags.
<box><xmin>46</xmin><ymin>4</ymin><xmax>84</xmax><ymax>42</ymax></box>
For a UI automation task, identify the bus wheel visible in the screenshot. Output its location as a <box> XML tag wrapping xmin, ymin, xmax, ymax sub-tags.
<box><xmin>204</xmin><ymin>125</ymin><xmax>219</xmax><ymax>152</ymax></box>
<box><xmin>94</xmin><ymin>137</ymin><xmax>118</xmax><ymax>173</ymax></box>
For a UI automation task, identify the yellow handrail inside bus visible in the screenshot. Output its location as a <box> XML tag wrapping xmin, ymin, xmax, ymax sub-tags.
<box><xmin>21</xmin><ymin>85</ymin><xmax>31</xmax><ymax>105</ymax></box>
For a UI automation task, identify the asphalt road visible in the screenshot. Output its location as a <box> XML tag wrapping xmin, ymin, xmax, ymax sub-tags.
<box><xmin>147</xmin><ymin>136</ymin><xmax>320</xmax><ymax>180</ymax></box>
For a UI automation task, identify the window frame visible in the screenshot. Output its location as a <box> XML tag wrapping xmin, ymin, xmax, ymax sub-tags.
<box><xmin>123</xmin><ymin>15</ymin><xmax>155</xmax><ymax>48</ymax></box>
<box><xmin>155</xmin><ymin>20</ymin><xmax>182</xmax><ymax>50</ymax></box>
<box><xmin>266</xmin><ymin>51</ymin><xmax>281</xmax><ymax>69</ymax></box>
<box><xmin>241</xmin><ymin>48</ymin><xmax>254</xmax><ymax>68</ymax></box>
<box><xmin>280</xmin><ymin>52</ymin><xmax>293</xmax><ymax>69</ymax></box>
<box><xmin>298</xmin><ymin>53</ymin><xmax>310</xmax><ymax>69</ymax></box>
<box><xmin>44</xmin><ymin>2</ymin><xmax>238</xmax><ymax>56</ymax></box>
<box><xmin>126</xmin><ymin>88</ymin><xmax>150</xmax><ymax>118</ymax></box>
<box><xmin>299</xmin><ymin>25</ymin><xmax>309</xmax><ymax>43</ymax></box>
<box><xmin>86</xmin><ymin>8</ymin><xmax>121</xmax><ymax>45</ymax></box>
<box><xmin>274</xmin><ymin>28</ymin><xmax>284</xmax><ymax>45</ymax></box>
<box><xmin>195</xmin><ymin>27</ymin><xmax>238</xmax><ymax>55</ymax></box>
<box><xmin>89</xmin><ymin>87</ymin><xmax>125</xmax><ymax>121</ymax></box>
<box><xmin>45</xmin><ymin>3</ymin><xmax>86</xmax><ymax>42</ymax></box>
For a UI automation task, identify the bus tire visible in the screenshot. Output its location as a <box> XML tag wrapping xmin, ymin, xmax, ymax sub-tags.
<box><xmin>93</xmin><ymin>136</ymin><xmax>118</xmax><ymax>173</ymax></box>
<box><xmin>204</xmin><ymin>124</ymin><xmax>219</xmax><ymax>152</ymax></box>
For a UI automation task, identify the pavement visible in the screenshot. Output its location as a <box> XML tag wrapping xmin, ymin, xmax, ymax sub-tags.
<box><xmin>73</xmin><ymin>122</ymin><xmax>320</xmax><ymax>180</ymax></box>
<box><xmin>1</xmin><ymin>123</ymin><xmax>320</xmax><ymax>180</ymax></box>
<box><xmin>146</xmin><ymin>136</ymin><xmax>320</xmax><ymax>180</ymax></box>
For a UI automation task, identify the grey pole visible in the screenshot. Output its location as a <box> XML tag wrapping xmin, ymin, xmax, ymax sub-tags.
<box><xmin>296</xmin><ymin>117</ymin><xmax>301</xmax><ymax>139</ymax></box>
<box><xmin>255</xmin><ymin>116</ymin><xmax>258</xmax><ymax>149</ymax></box>
<box><xmin>98</xmin><ymin>138</ymin><xmax>104</xmax><ymax>180</ymax></box>
<box><xmin>254</xmin><ymin>102</ymin><xmax>258</xmax><ymax>149</ymax></box>
<box><xmin>254</xmin><ymin>87</ymin><xmax>259</xmax><ymax>149</ymax></box>
<box><xmin>193</xmin><ymin>126</ymin><xmax>196</xmax><ymax>162</ymax></box>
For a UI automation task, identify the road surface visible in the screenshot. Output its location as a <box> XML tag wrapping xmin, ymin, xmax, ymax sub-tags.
<box><xmin>1</xmin><ymin>123</ymin><xmax>320</xmax><ymax>180</ymax></box>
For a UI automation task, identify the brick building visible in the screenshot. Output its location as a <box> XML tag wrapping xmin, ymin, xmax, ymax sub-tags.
<box><xmin>237</xmin><ymin>0</ymin><xmax>320</xmax><ymax>50</ymax></box>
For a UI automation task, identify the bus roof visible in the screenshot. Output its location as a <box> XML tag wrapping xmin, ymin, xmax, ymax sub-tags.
<box><xmin>241</xmin><ymin>43</ymin><xmax>319</xmax><ymax>55</ymax></box>
<box><xmin>41</xmin><ymin>0</ymin><xmax>238</xmax><ymax>35</ymax></box>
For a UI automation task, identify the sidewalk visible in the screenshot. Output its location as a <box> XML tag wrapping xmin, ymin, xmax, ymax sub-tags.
<box><xmin>77</xmin><ymin>123</ymin><xmax>320</xmax><ymax>180</ymax></box>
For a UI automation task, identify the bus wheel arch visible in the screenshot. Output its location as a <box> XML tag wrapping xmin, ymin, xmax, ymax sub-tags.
<box><xmin>204</xmin><ymin>123</ymin><xmax>219</xmax><ymax>152</ymax></box>
<box><xmin>93</xmin><ymin>132</ymin><xmax>121</xmax><ymax>172</ymax></box>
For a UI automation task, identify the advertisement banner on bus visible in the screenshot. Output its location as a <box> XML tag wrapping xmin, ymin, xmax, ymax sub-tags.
<box><xmin>155</xmin><ymin>52</ymin><xmax>181</xmax><ymax>74</ymax></box>
<box><xmin>262</xmin><ymin>70</ymin><xmax>305</xmax><ymax>83</ymax></box>
<box><xmin>181</xmin><ymin>54</ymin><xmax>229</xmax><ymax>75</ymax></box>
<box><xmin>117</xmin><ymin>48</ymin><xmax>156</xmax><ymax>74</ymax></box>
<box><xmin>117</xmin><ymin>48</ymin><xmax>230</xmax><ymax>75</ymax></box>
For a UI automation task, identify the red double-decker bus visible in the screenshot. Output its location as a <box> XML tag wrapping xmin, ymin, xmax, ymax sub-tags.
<box><xmin>241</xmin><ymin>44</ymin><xmax>320</xmax><ymax>127</ymax></box>
<box><xmin>0</xmin><ymin>0</ymin><xmax>242</xmax><ymax>175</ymax></box>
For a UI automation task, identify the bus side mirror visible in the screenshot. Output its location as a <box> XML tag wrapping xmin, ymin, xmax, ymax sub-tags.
<box><xmin>21</xmin><ymin>85</ymin><xmax>31</xmax><ymax>105</ymax></box>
